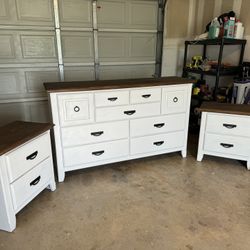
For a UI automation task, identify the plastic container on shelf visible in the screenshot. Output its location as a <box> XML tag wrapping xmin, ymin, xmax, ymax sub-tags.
<box><xmin>208</xmin><ymin>18</ymin><xmax>220</xmax><ymax>39</ymax></box>
<box><xmin>234</xmin><ymin>20</ymin><xmax>244</xmax><ymax>39</ymax></box>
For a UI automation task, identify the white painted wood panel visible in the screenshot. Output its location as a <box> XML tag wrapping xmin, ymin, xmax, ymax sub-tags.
<box><xmin>63</xmin><ymin>139</ymin><xmax>129</xmax><ymax>167</ymax></box>
<box><xmin>130</xmin><ymin>113</ymin><xmax>186</xmax><ymax>137</ymax></box>
<box><xmin>96</xmin><ymin>102</ymin><xmax>161</xmax><ymax>122</ymax></box>
<box><xmin>61</xmin><ymin>121</ymin><xmax>129</xmax><ymax>147</ymax></box>
<box><xmin>130</xmin><ymin>131</ymin><xmax>185</xmax><ymax>155</ymax></box>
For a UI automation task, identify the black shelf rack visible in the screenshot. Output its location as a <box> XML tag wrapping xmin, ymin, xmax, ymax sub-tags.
<box><xmin>182</xmin><ymin>38</ymin><xmax>247</xmax><ymax>98</ymax></box>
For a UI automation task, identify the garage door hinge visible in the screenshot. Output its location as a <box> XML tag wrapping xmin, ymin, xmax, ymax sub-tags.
<box><xmin>93</xmin><ymin>28</ymin><xmax>98</xmax><ymax>31</ymax></box>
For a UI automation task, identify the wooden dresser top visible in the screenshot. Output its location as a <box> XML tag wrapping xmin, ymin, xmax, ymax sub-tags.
<box><xmin>199</xmin><ymin>102</ymin><xmax>250</xmax><ymax>116</ymax></box>
<box><xmin>0</xmin><ymin>121</ymin><xmax>53</xmax><ymax>156</ymax></box>
<box><xmin>44</xmin><ymin>77</ymin><xmax>194</xmax><ymax>93</ymax></box>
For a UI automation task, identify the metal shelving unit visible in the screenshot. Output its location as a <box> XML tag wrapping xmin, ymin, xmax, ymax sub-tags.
<box><xmin>182</xmin><ymin>38</ymin><xmax>247</xmax><ymax>98</ymax></box>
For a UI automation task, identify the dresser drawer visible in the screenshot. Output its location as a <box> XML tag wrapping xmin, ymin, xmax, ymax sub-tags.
<box><xmin>162</xmin><ymin>86</ymin><xmax>188</xmax><ymax>114</ymax></box>
<box><xmin>206</xmin><ymin>114</ymin><xmax>250</xmax><ymax>137</ymax></box>
<box><xmin>6</xmin><ymin>133</ymin><xmax>51</xmax><ymax>183</ymax></box>
<box><xmin>63</xmin><ymin>139</ymin><xmax>129</xmax><ymax>167</ymax></box>
<box><xmin>57</xmin><ymin>93</ymin><xmax>94</xmax><ymax>127</ymax></box>
<box><xmin>130</xmin><ymin>131</ymin><xmax>184</xmax><ymax>155</ymax></box>
<box><xmin>130</xmin><ymin>88</ymin><xmax>161</xmax><ymax>104</ymax></box>
<box><xmin>130</xmin><ymin>113</ymin><xmax>186</xmax><ymax>137</ymax></box>
<box><xmin>96</xmin><ymin>103</ymin><xmax>161</xmax><ymax>122</ymax></box>
<box><xmin>204</xmin><ymin>133</ymin><xmax>250</xmax><ymax>157</ymax></box>
<box><xmin>10</xmin><ymin>158</ymin><xmax>52</xmax><ymax>212</ymax></box>
<box><xmin>95</xmin><ymin>90</ymin><xmax>129</xmax><ymax>107</ymax></box>
<box><xmin>61</xmin><ymin>121</ymin><xmax>129</xmax><ymax>147</ymax></box>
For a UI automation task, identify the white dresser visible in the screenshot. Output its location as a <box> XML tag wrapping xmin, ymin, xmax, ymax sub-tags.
<box><xmin>197</xmin><ymin>102</ymin><xmax>250</xmax><ymax>170</ymax></box>
<box><xmin>0</xmin><ymin>122</ymin><xmax>56</xmax><ymax>232</ymax></box>
<box><xmin>45</xmin><ymin>77</ymin><xmax>193</xmax><ymax>182</ymax></box>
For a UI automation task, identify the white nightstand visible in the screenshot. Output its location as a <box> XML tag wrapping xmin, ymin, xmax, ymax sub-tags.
<box><xmin>0</xmin><ymin>121</ymin><xmax>56</xmax><ymax>232</ymax></box>
<box><xmin>197</xmin><ymin>103</ymin><xmax>250</xmax><ymax>170</ymax></box>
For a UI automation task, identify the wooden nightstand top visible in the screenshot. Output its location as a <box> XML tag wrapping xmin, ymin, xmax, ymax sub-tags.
<box><xmin>0</xmin><ymin>121</ymin><xmax>53</xmax><ymax>156</ymax></box>
<box><xmin>199</xmin><ymin>102</ymin><xmax>250</xmax><ymax>116</ymax></box>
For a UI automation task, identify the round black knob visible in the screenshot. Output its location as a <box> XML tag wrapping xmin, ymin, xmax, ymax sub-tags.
<box><xmin>74</xmin><ymin>106</ymin><xmax>80</xmax><ymax>112</ymax></box>
<box><xmin>173</xmin><ymin>97</ymin><xmax>178</xmax><ymax>103</ymax></box>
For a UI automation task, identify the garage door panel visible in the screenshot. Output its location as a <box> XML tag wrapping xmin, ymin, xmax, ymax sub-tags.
<box><xmin>98</xmin><ymin>35</ymin><xmax>127</xmax><ymax>59</ymax></box>
<box><xmin>0</xmin><ymin>0</ymin><xmax>54</xmax><ymax>26</ymax></box>
<box><xmin>130</xmin><ymin>34</ymin><xmax>156</xmax><ymax>58</ymax></box>
<box><xmin>0</xmin><ymin>70</ymin><xmax>25</xmax><ymax>95</ymax></box>
<box><xmin>0</xmin><ymin>30</ymin><xmax>57</xmax><ymax>63</ymax></box>
<box><xmin>99</xmin><ymin>64</ymin><xmax>155</xmax><ymax>80</ymax></box>
<box><xmin>99</xmin><ymin>32</ymin><xmax>156</xmax><ymax>62</ymax></box>
<box><xmin>16</xmin><ymin>0</ymin><xmax>53</xmax><ymax>22</ymax></box>
<box><xmin>97</xmin><ymin>0</ymin><xmax>158</xmax><ymax>29</ymax></box>
<box><xmin>130</xmin><ymin>1</ymin><xmax>158</xmax><ymax>28</ymax></box>
<box><xmin>25</xmin><ymin>68</ymin><xmax>60</xmax><ymax>93</ymax></box>
<box><xmin>0</xmin><ymin>34</ymin><xmax>15</xmax><ymax>59</ymax></box>
<box><xmin>97</xmin><ymin>0</ymin><xmax>126</xmax><ymax>26</ymax></box>
<box><xmin>25</xmin><ymin>101</ymin><xmax>50</xmax><ymax>123</ymax></box>
<box><xmin>59</xmin><ymin>0</ymin><xmax>92</xmax><ymax>28</ymax></box>
<box><xmin>0</xmin><ymin>0</ymin><xmax>9</xmax><ymax>19</ymax></box>
<box><xmin>61</xmin><ymin>32</ymin><xmax>94</xmax><ymax>63</ymax></box>
<box><xmin>64</xmin><ymin>66</ymin><xmax>95</xmax><ymax>81</ymax></box>
<box><xmin>21</xmin><ymin>35</ymin><xmax>56</xmax><ymax>59</ymax></box>
<box><xmin>0</xmin><ymin>103</ymin><xmax>26</xmax><ymax>126</ymax></box>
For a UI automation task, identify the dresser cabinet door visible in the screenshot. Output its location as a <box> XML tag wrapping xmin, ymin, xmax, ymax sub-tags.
<box><xmin>57</xmin><ymin>93</ymin><xmax>94</xmax><ymax>126</ymax></box>
<box><xmin>161</xmin><ymin>86</ymin><xmax>188</xmax><ymax>114</ymax></box>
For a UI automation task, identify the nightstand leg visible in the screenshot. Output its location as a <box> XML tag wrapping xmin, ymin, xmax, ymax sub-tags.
<box><xmin>49</xmin><ymin>180</ymin><xmax>56</xmax><ymax>191</ymax></box>
<box><xmin>197</xmin><ymin>152</ymin><xmax>204</xmax><ymax>162</ymax></box>
<box><xmin>247</xmin><ymin>161</ymin><xmax>250</xmax><ymax>170</ymax></box>
<box><xmin>181</xmin><ymin>150</ymin><xmax>187</xmax><ymax>158</ymax></box>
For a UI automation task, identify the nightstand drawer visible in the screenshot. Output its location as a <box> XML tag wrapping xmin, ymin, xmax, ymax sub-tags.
<box><xmin>130</xmin><ymin>88</ymin><xmax>161</xmax><ymax>104</ymax></box>
<box><xmin>130</xmin><ymin>131</ymin><xmax>184</xmax><ymax>155</ymax></box>
<box><xmin>61</xmin><ymin>121</ymin><xmax>129</xmax><ymax>147</ymax></box>
<box><xmin>7</xmin><ymin>133</ymin><xmax>51</xmax><ymax>183</ymax></box>
<box><xmin>204</xmin><ymin>133</ymin><xmax>250</xmax><ymax>157</ymax></box>
<box><xmin>63</xmin><ymin>139</ymin><xmax>129</xmax><ymax>167</ymax></box>
<box><xmin>95</xmin><ymin>90</ymin><xmax>129</xmax><ymax>107</ymax></box>
<box><xmin>10</xmin><ymin>158</ymin><xmax>52</xmax><ymax>212</ymax></box>
<box><xmin>206</xmin><ymin>114</ymin><xmax>250</xmax><ymax>137</ymax></box>
<box><xmin>96</xmin><ymin>103</ymin><xmax>161</xmax><ymax>122</ymax></box>
<box><xmin>130</xmin><ymin>113</ymin><xmax>186</xmax><ymax>137</ymax></box>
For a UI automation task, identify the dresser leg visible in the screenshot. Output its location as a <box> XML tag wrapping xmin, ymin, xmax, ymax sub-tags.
<box><xmin>181</xmin><ymin>150</ymin><xmax>187</xmax><ymax>158</ymax></box>
<box><xmin>247</xmin><ymin>161</ymin><xmax>250</xmax><ymax>170</ymax></box>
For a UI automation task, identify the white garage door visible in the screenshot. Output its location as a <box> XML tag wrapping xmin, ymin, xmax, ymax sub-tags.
<box><xmin>0</xmin><ymin>0</ymin><xmax>165</xmax><ymax>125</ymax></box>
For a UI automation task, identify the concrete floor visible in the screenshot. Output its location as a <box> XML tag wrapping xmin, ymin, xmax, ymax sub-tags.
<box><xmin>0</xmin><ymin>137</ymin><xmax>250</xmax><ymax>250</ymax></box>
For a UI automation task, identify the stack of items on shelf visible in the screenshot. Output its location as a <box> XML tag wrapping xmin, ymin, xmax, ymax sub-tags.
<box><xmin>202</xmin><ymin>11</ymin><xmax>245</xmax><ymax>40</ymax></box>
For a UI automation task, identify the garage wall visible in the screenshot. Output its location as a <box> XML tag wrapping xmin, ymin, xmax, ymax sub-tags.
<box><xmin>0</xmin><ymin>0</ymin><xmax>159</xmax><ymax>126</ymax></box>
<box><xmin>162</xmin><ymin>0</ymin><xmax>250</xmax><ymax>77</ymax></box>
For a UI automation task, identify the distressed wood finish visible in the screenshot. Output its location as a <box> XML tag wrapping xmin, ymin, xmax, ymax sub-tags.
<box><xmin>44</xmin><ymin>77</ymin><xmax>194</xmax><ymax>93</ymax></box>
<box><xmin>199</xmin><ymin>102</ymin><xmax>250</xmax><ymax>116</ymax></box>
<box><xmin>0</xmin><ymin>121</ymin><xmax>53</xmax><ymax>156</ymax></box>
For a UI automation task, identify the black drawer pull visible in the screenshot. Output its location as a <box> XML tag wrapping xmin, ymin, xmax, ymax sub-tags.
<box><xmin>173</xmin><ymin>97</ymin><xmax>178</xmax><ymax>103</ymax></box>
<box><xmin>74</xmin><ymin>106</ymin><xmax>80</xmax><ymax>112</ymax></box>
<box><xmin>223</xmin><ymin>123</ymin><xmax>237</xmax><ymax>129</ymax></box>
<box><xmin>108</xmin><ymin>97</ymin><xmax>118</xmax><ymax>102</ymax></box>
<box><xmin>142</xmin><ymin>94</ymin><xmax>151</xmax><ymax>98</ymax></box>
<box><xmin>92</xmin><ymin>150</ymin><xmax>105</xmax><ymax>156</ymax></box>
<box><xmin>30</xmin><ymin>176</ymin><xmax>41</xmax><ymax>186</ymax></box>
<box><xmin>154</xmin><ymin>123</ymin><xmax>165</xmax><ymax>128</ymax></box>
<box><xmin>153</xmin><ymin>141</ymin><xmax>164</xmax><ymax>146</ymax></box>
<box><xmin>220</xmin><ymin>143</ymin><xmax>234</xmax><ymax>148</ymax></box>
<box><xmin>26</xmin><ymin>151</ymin><xmax>38</xmax><ymax>160</ymax></box>
<box><xmin>91</xmin><ymin>131</ymin><xmax>104</xmax><ymax>137</ymax></box>
<box><xmin>124</xmin><ymin>110</ymin><xmax>136</xmax><ymax>116</ymax></box>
